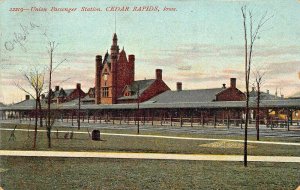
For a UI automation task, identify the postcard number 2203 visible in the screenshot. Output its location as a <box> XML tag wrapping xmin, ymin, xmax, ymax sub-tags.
<box><xmin>9</xmin><ymin>8</ymin><xmax>25</xmax><ymax>12</ymax></box>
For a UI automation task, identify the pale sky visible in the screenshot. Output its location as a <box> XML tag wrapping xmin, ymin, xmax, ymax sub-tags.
<box><xmin>0</xmin><ymin>0</ymin><xmax>299</xmax><ymax>104</ymax></box>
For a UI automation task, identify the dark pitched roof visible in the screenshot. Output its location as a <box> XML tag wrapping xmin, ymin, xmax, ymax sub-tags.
<box><xmin>118</xmin><ymin>48</ymin><xmax>128</xmax><ymax>62</ymax></box>
<box><xmin>146</xmin><ymin>88</ymin><xmax>225</xmax><ymax>103</ymax></box>
<box><xmin>58</xmin><ymin>88</ymin><xmax>67</xmax><ymax>98</ymax></box>
<box><xmin>3</xmin><ymin>98</ymin><xmax>300</xmax><ymax>111</ymax></box>
<box><xmin>88</xmin><ymin>87</ymin><xmax>95</xmax><ymax>94</ymax></box>
<box><xmin>64</xmin><ymin>89</ymin><xmax>75</xmax><ymax>96</ymax></box>
<box><xmin>103</xmin><ymin>52</ymin><xmax>111</xmax><ymax>68</ymax></box>
<box><xmin>52</xmin><ymin>90</ymin><xmax>60</xmax><ymax>99</ymax></box>
<box><xmin>249</xmin><ymin>90</ymin><xmax>278</xmax><ymax>100</ymax></box>
<box><xmin>118</xmin><ymin>79</ymin><xmax>156</xmax><ymax>100</ymax></box>
<box><xmin>6</xmin><ymin>99</ymin><xmax>47</xmax><ymax>110</ymax></box>
<box><xmin>81</xmin><ymin>95</ymin><xmax>95</xmax><ymax>102</ymax></box>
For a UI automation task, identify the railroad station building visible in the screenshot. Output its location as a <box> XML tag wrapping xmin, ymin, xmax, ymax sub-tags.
<box><xmin>0</xmin><ymin>33</ymin><xmax>299</xmax><ymax>128</ymax></box>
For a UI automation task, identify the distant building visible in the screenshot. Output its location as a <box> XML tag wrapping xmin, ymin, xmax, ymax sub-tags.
<box><xmin>249</xmin><ymin>88</ymin><xmax>281</xmax><ymax>101</ymax></box>
<box><xmin>47</xmin><ymin>83</ymin><xmax>85</xmax><ymax>104</ymax></box>
<box><xmin>82</xmin><ymin>87</ymin><xmax>95</xmax><ymax>104</ymax></box>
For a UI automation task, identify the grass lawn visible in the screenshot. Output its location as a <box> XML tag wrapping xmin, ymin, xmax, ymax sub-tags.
<box><xmin>1</xmin><ymin>122</ymin><xmax>300</xmax><ymax>143</ymax></box>
<box><xmin>1</xmin><ymin>128</ymin><xmax>300</xmax><ymax>156</ymax></box>
<box><xmin>0</xmin><ymin>156</ymin><xmax>299</xmax><ymax>190</ymax></box>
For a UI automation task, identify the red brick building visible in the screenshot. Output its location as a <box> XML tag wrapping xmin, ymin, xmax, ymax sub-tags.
<box><xmin>215</xmin><ymin>78</ymin><xmax>245</xmax><ymax>101</ymax></box>
<box><xmin>95</xmin><ymin>33</ymin><xmax>170</xmax><ymax>104</ymax></box>
<box><xmin>48</xmin><ymin>83</ymin><xmax>85</xmax><ymax>104</ymax></box>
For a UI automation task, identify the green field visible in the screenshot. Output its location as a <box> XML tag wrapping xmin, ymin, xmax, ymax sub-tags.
<box><xmin>0</xmin><ymin>156</ymin><xmax>299</xmax><ymax>190</ymax></box>
<box><xmin>1</xmin><ymin>122</ymin><xmax>300</xmax><ymax>143</ymax></box>
<box><xmin>1</xmin><ymin>126</ymin><xmax>300</xmax><ymax>156</ymax></box>
<box><xmin>0</xmin><ymin>123</ymin><xmax>300</xmax><ymax>189</ymax></box>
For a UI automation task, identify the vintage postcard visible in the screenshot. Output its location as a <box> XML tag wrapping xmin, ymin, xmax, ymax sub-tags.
<box><xmin>0</xmin><ymin>0</ymin><xmax>299</xmax><ymax>189</ymax></box>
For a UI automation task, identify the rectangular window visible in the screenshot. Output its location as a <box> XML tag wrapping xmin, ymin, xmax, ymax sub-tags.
<box><xmin>102</xmin><ymin>87</ymin><xmax>109</xmax><ymax>97</ymax></box>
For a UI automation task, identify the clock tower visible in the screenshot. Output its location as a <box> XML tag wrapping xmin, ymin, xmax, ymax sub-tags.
<box><xmin>95</xmin><ymin>33</ymin><xmax>135</xmax><ymax>104</ymax></box>
<box><xmin>110</xmin><ymin>33</ymin><xmax>120</xmax><ymax>104</ymax></box>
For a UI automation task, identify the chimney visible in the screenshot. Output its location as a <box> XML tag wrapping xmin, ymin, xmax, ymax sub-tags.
<box><xmin>95</xmin><ymin>55</ymin><xmax>103</xmax><ymax>73</ymax></box>
<box><xmin>230</xmin><ymin>78</ymin><xmax>236</xmax><ymax>88</ymax></box>
<box><xmin>96</xmin><ymin>55</ymin><xmax>102</xmax><ymax>63</ymax></box>
<box><xmin>156</xmin><ymin>69</ymin><xmax>162</xmax><ymax>80</ymax></box>
<box><xmin>267</xmin><ymin>90</ymin><xmax>269</xmax><ymax>94</ymax></box>
<box><xmin>222</xmin><ymin>84</ymin><xmax>226</xmax><ymax>89</ymax></box>
<box><xmin>128</xmin><ymin>54</ymin><xmax>135</xmax><ymax>83</ymax></box>
<box><xmin>76</xmin><ymin>83</ymin><xmax>81</xmax><ymax>90</ymax></box>
<box><xmin>129</xmin><ymin>54</ymin><xmax>135</xmax><ymax>63</ymax></box>
<box><xmin>177</xmin><ymin>82</ymin><xmax>182</xmax><ymax>91</ymax></box>
<box><xmin>25</xmin><ymin>95</ymin><xmax>30</xmax><ymax>100</ymax></box>
<box><xmin>95</xmin><ymin>55</ymin><xmax>102</xmax><ymax>104</ymax></box>
<box><xmin>55</xmin><ymin>86</ymin><xmax>59</xmax><ymax>91</ymax></box>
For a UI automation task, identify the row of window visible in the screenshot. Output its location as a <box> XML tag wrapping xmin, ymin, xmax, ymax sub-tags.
<box><xmin>102</xmin><ymin>87</ymin><xmax>109</xmax><ymax>97</ymax></box>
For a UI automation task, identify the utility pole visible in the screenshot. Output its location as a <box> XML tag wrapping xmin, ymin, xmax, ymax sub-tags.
<box><xmin>137</xmin><ymin>84</ymin><xmax>140</xmax><ymax>134</ymax></box>
<box><xmin>78</xmin><ymin>88</ymin><xmax>81</xmax><ymax>130</ymax></box>
<box><xmin>47</xmin><ymin>42</ymin><xmax>54</xmax><ymax>148</ymax></box>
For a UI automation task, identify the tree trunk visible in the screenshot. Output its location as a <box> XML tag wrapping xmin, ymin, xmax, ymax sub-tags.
<box><xmin>47</xmin><ymin>47</ymin><xmax>53</xmax><ymax>148</ymax></box>
<box><xmin>33</xmin><ymin>96</ymin><xmax>38</xmax><ymax>149</ymax></box>
<box><xmin>242</xmin><ymin>6</ymin><xmax>248</xmax><ymax>167</ymax></box>
<box><xmin>47</xmin><ymin>127</ymin><xmax>51</xmax><ymax>148</ymax></box>
<box><xmin>244</xmin><ymin>97</ymin><xmax>249</xmax><ymax>167</ymax></box>
<box><xmin>256</xmin><ymin>85</ymin><xmax>260</xmax><ymax>141</ymax></box>
<box><xmin>38</xmin><ymin>98</ymin><xmax>43</xmax><ymax>127</ymax></box>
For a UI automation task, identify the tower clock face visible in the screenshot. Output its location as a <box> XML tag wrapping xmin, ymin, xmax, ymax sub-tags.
<box><xmin>104</xmin><ymin>74</ymin><xmax>108</xmax><ymax>81</ymax></box>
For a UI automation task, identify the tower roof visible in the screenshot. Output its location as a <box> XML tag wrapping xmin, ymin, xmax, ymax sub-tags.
<box><xmin>113</xmin><ymin>33</ymin><xmax>118</xmax><ymax>40</ymax></box>
<box><xmin>118</xmin><ymin>48</ymin><xmax>127</xmax><ymax>62</ymax></box>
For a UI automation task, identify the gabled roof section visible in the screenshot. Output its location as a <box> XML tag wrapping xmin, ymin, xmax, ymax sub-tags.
<box><xmin>118</xmin><ymin>79</ymin><xmax>156</xmax><ymax>100</ymax></box>
<box><xmin>118</xmin><ymin>48</ymin><xmax>128</xmax><ymax>62</ymax></box>
<box><xmin>103</xmin><ymin>51</ymin><xmax>111</xmax><ymax>68</ymax></box>
<box><xmin>64</xmin><ymin>89</ymin><xmax>76</xmax><ymax>97</ymax></box>
<box><xmin>147</xmin><ymin>88</ymin><xmax>225</xmax><ymax>103</ymax></box>
<box><xmin>88</xmin><ymin>87</ymin><xmax>95</xmax><ymax>94</ymax></box>
<box><xmin>249</xmin><ymin>90</ymin><xmax>278</xmax><ymax>100</ymax></box>
<box><xmin>81</xmin><ymin>95</ymin><xmax>95</xmax><ymax>103</ymax></box>
<box><xmin>58</xmin><ymin>88</ymin><xmax>67</xmax><ymax>98</ymax></box>
<box><xmin>6</xmin><ymin>99</ymin><xmax>47</xmax><ymax>110</ymax></box>
<box><xmin>51</xmin><ymin>90</ymin><xmax>60</xmax><ymax>99</ymax></box>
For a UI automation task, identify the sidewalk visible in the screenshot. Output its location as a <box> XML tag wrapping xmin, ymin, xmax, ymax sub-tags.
<box><xmin>0</xmin><ymin>150</ymin><xmax>300</xmax><ymax>163</ymax></box>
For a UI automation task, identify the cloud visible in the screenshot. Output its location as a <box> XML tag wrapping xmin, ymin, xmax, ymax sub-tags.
<box><xmin>177</xmin><ymin>65</ymin><xmax>192</xmax><ymax>71</ymax></box>
<box><xmin>265</xmin><ymin>61</ymin><xmax>300</xmax><ymax>75</ymax></box>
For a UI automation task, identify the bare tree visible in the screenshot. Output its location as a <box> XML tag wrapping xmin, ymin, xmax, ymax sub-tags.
<box><xmin>16</xmin><ymin>68</ymin><xmax>45</xmax><ymax>148</ymax></box>
<box><xmin>241</xmin><ymin>5</ymin><xmax>272</xmax><ymax>167</ymax></box>
<box><xmin>253</xmin><ymin>70</ymin><xmax>266</xmax><ymax>141</ymax></box>
<box><xmin>46</xmin><ymin>41</ymin><xmax>67</xmax><ymax>148</ymax></box>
